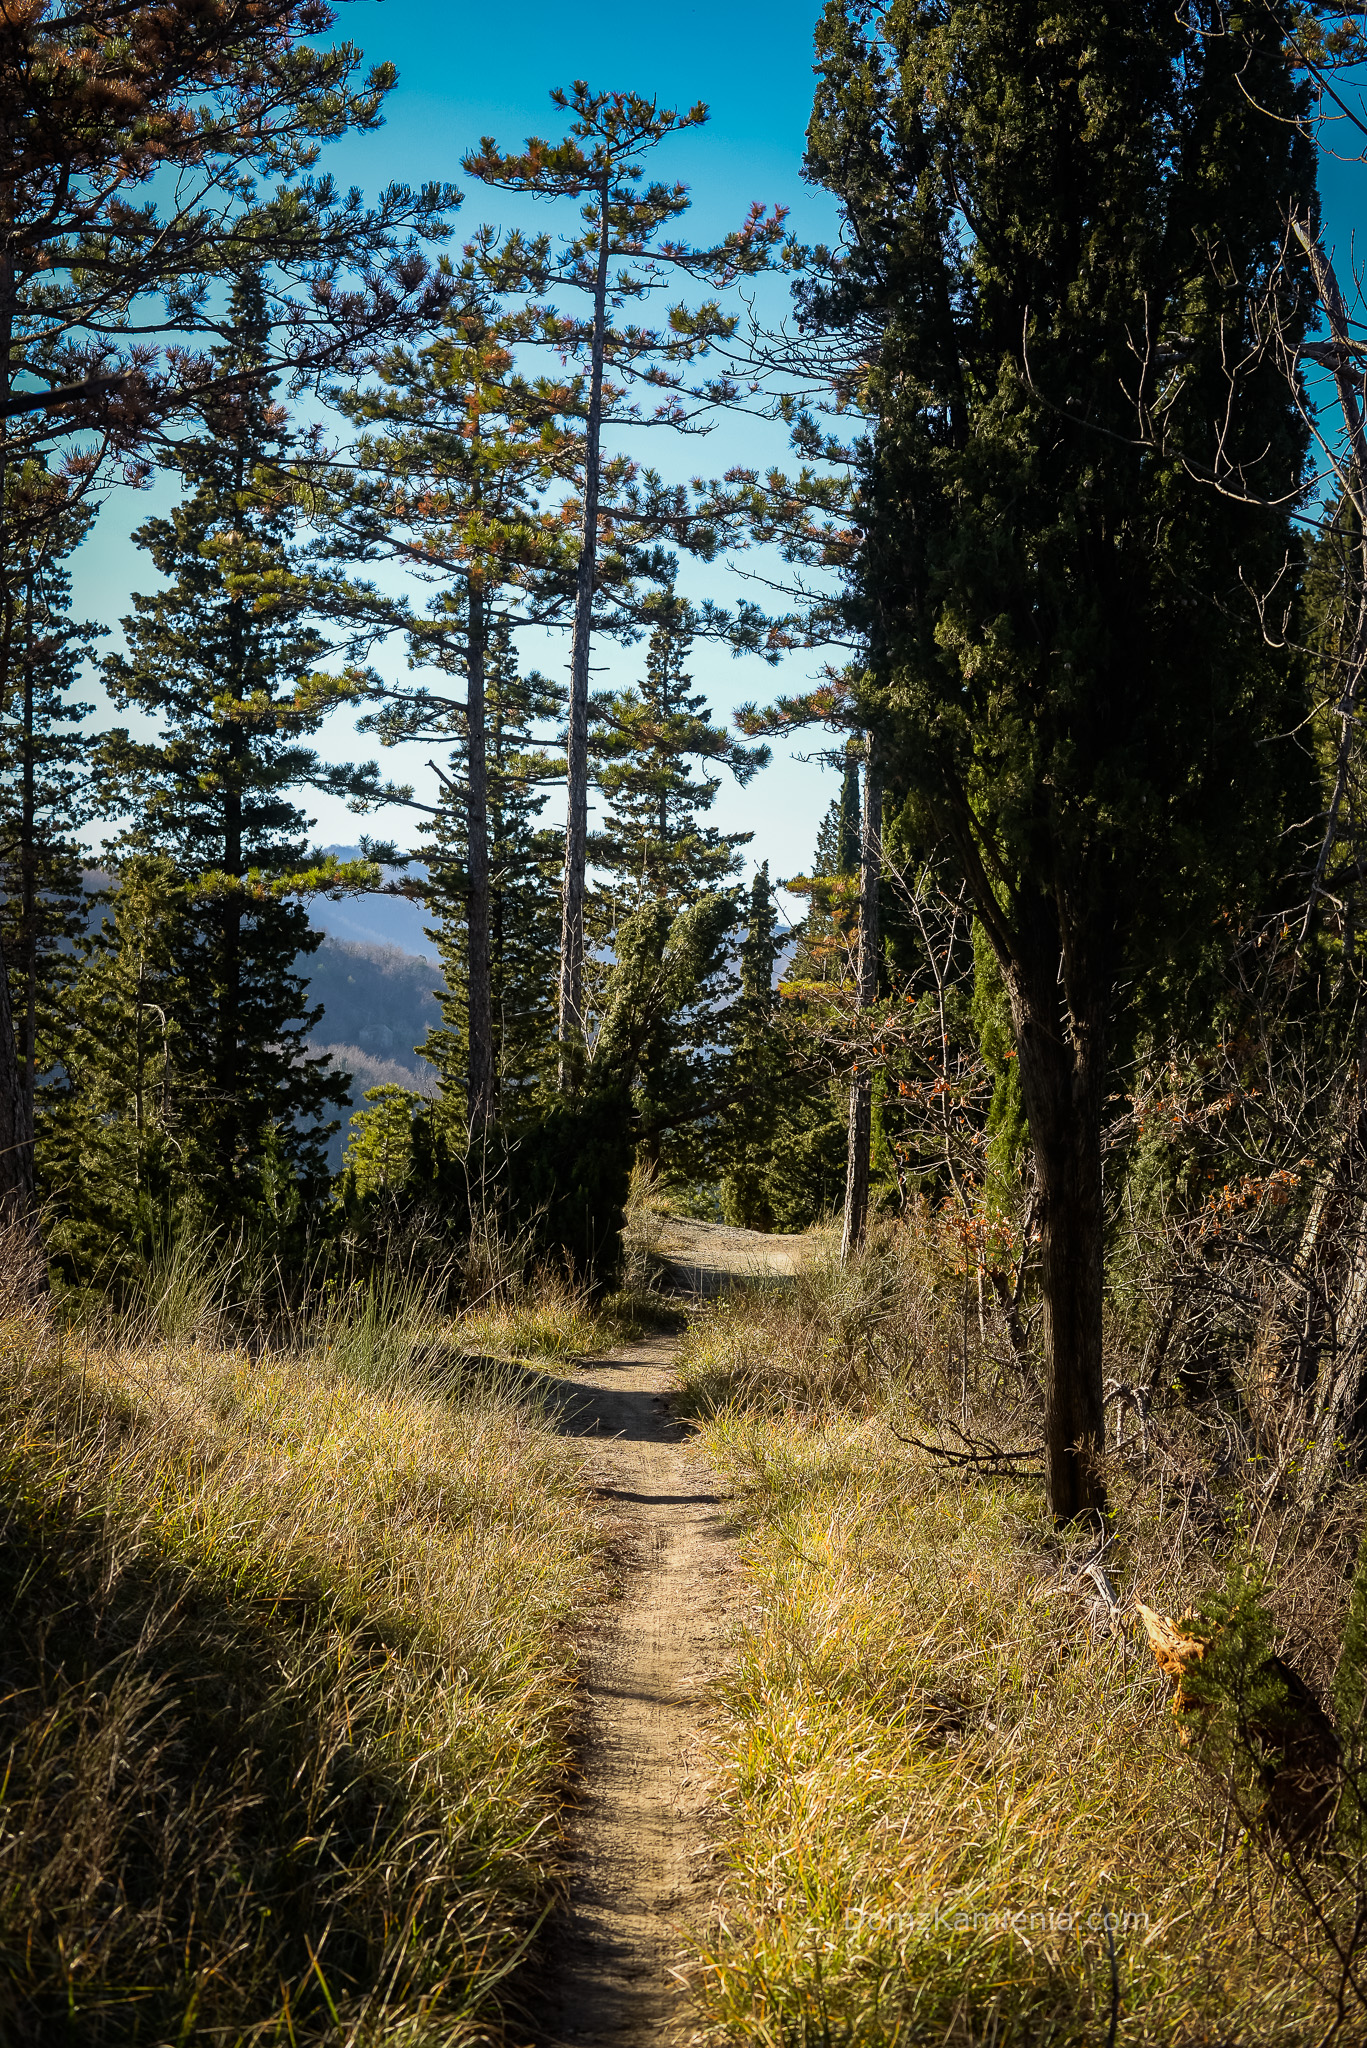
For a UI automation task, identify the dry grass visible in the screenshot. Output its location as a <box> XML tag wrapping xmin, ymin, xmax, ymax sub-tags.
<box><xmin>452</xmin><ymin>1274</ymin><xmax>657</xmax><ymax>1370</ymax></box>
<box><xmin>678</xmin><ymin>1227</ymin><xmax>1362</xmax><ymax>2046</ymax></box>
<box><xmin>0</xmin><ymin>1271</ymin><xmax>609</xmax><ymax>2045</ymax></box>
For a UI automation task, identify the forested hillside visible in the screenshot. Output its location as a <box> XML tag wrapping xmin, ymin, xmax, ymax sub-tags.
<box><xmin>8</xmin><ymin>1</ymin><xmax>1367</xmax><ymax>2042</ymax></box>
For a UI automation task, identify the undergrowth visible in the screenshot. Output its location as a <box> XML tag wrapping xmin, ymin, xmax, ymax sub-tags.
<box><xmin>678</xmin><ymin>1224</ymin><xmax>1365</xmax><ymax>2046</ymax></box>
<box><xmin>0</xmin><ymin>1258</ymin><xmax>609</xmax><ymax>2045</ymax></box>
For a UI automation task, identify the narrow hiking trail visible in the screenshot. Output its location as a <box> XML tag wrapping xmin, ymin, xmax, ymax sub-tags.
<box><xmin>530</xmin><ymin>1223</ymin><xmax>809</xmax><ymax>2046</ymax></box>
<box><xmin>535</xmin><ymin>1330</ymin><xmax>731</xmax><ymax>2046</ymax></box>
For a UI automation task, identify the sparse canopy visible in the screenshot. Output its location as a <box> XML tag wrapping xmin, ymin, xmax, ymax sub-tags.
<box><xmin>464</xmin><ymin>82</ymin><xmax>785</xmax><ymax>1075</ymax></box>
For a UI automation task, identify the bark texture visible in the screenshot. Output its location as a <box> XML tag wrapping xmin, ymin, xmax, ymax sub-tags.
<box><xmin>465</xmin><ymin>582</ymin><xmax>494</xmax><ymax>1130</ymax></box>
<box><xmin>1008</xmin><ymin>957</ymin><xmax>1108</xmax><ymax>1522</ymax></box>
<box><xmin>558</xmin><ymin>176</ymin><xmax>610</xmax><ymax>1082</ymax></box>
<box><xmin>842</xmin><ymin>736</ymin><xmax>881</xmax><ymax>1261</ymax></box>
<box><xmin>0</xmin><ymin>932</ymin><xmax>32</xmax><ymax>1225</ymax></box>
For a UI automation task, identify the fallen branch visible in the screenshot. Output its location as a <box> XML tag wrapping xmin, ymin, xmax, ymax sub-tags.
<box><xmin>889</xmin><ymin>1414</ymin><xmax>1045</xmax><ymax>1477</ymax></box>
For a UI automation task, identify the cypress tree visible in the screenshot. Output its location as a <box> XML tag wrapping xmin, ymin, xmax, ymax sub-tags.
<box><xmin>802</xmin><ymin>0</ymin><xmax>1316</xmax><ymax>1518</ymax></box>
<box><xmin>99</xmin><ymin>272</ymin><xmax>345</xmax><ymax>1223</ymax></box>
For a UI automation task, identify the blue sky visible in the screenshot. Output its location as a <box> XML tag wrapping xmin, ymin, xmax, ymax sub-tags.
<box><xmin>71</xmin><ymin>6</ymin><xmax>1367</xmax><ymax>953</ymax></box>
<box><xmin>73</xmin><ymin>0</ymin><xmax>845</xmax><ymax>932</ymax></box>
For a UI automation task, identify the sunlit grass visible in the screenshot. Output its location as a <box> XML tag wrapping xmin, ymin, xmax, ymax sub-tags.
<box><xmin>453</xmin><ymin>1278</ymin><xmax>665</xmax><ymax>1368</ymax></box>
<box><xmin>679</xmin><ymin>1261</ymin><xmax>1344</xmax><ymax>2047</ymax></box>
<box><xmin>0</xmin><ymin>1291</ymin><xmax>607</xmax><ymax>2045</ymax></box>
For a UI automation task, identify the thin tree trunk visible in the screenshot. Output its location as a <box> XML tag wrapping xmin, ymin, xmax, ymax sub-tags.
<box><xmin>1292</xmin><ymin>222</ymin><xmax>1367</xmax><ymax>944</ymax></box>
<box><xmin>558</xmin><ymin>172</ymin><xmax>611</xmax><ymax>1083</ymax></box>
<box><xmin>0</xmin><ymin>241</ymin><xmax>32</xmax><ymax>1232</ymax></box>
<box><xmin>0</xmin><ymin>930</ymin><xmax>30</xmax><ymax>1226</ymax></box>
<box><xmin>1010</xmin><ymin>965</ymin><xmax>1108</xmax><ymax>1522</ymax></box>
<box><xmin>21</xmin><ymin>565</ymin><xmax>35</xmax><ymax>1140</ymax></box>
<box><xmin>219</xmin><ymin>747</ymin><xmax>243</xmax><ymax>1178</ymax></box>
<box><xmin>842</xmin><ymin>734</ymin><xmax>881</xmax><ymax>1260</ymax></box>
<box><xmin>466</xmin><ymin>580</ymin><xmax>494</xmax><ymax>1132</ymax></box>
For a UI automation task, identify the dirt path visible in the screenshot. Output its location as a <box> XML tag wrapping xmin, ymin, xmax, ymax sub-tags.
<box><xmin>655</xmin><ymin>1216</ymin><xmax>819</xmax><ymax>1295</ymax></box>
<box><xmin>530</xmin><ymin>1331</ymin><xmax>735</xmax><ymax>2047</ymax></box>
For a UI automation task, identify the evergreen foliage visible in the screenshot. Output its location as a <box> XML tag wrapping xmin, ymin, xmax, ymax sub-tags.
<box><xmin>94</xmin><ymin>273</ymin><xmax>346</xmax><ymax>1230</ymax></box>
<box><xmin>0</xmin><ymin>487</ymin><xmax>99</xmax><ymax>1153</ymax></box>
<box><xmin>465</xmin><ymin>83</ymin><xmax>785</xmax><ymax>1061</ymax></box>
<box><xmin>591</xmin><ymin>592</ymin><xmax>765</xmax><ymax>912</ymax></box>
<box><xmin>319</xmin><ymin>260</ymin><xmax>585</xmax><ymax>1128</ymax></box>
<box><xmin>801</xmin><ymin>0</ymin><xmax>1317</xmax><ymax>1517</ymax></box>
<box><xmin>44</xmin><ymin>860</ymin><xmax>190</xmax><ymax>1286</ymax></box>
<box><xmin>421</xmin><ymin>627</ymin><xmax>563</xmax><ymax>1123</ymax></box>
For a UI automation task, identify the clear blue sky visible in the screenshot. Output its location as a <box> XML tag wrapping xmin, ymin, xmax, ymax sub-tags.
<box><xmin>71</xmin><ymin>7</ymin><xmax>1367</xmax><ymax>948</ymax></box>
<box><xmin>73</xmin><ymin>0</ymin><xmax>844</xmax><ymax>928</ymax></box>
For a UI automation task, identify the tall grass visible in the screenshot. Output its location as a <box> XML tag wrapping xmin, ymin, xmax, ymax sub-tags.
<box><xmin>0</xmin><ymin>1247</ymin><xmax>609</xmax><ymax>2045</ymax></box>
<box><xmin>679</xmin><ymin>1225</ymin><xmax>1361</xmax><ymax>2046</ymax></box>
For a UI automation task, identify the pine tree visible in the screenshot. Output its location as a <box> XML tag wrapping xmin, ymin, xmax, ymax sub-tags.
<box><xmin>421</xmin><ymin>623</ymin><xmax>563</xmax><ymax>1124</ymax></box>
<box><xmin>591</xmin><ymin>593</ymin><xmax>766</xmax><ymax>913</ymax></box>
<box><xmin>0</xmin><ymin>473</ymin><xmax>99</xmax><ymax>1174</ymax></box>
<box><xmin>320</xmin><ymin>262</ymin><xmax>582</xmax><ymax>1134</ymax></box>
<box><xmin>44</xmin><ymin>858</ymin><xmax>190</xmax><ymax>1287</ymax></box>
<box><xmin>98</xmin><ymin>272</ymin><xmax>345</xmax><ymax>1223</ymax></box>
<box><xmin>466</xmin><ymin>85</ymin><xmax>784</xmax><ymax>1074</ymax></box>
<box><xmin>0</xmin><ymin>0</ymin><xmax>455</xmax><ymax>1226</ymax></box>
<box><xmin>720</xmin><ymin>863</ymin><xmax>782</xmax><ymax>1228</ymax></box>
<box><xmin>720</xmin><ymin>851</ymin><xmax>848</xmax><ymax>1231</ymax></box>
<box><xmin>583</xmin><ymin>592</ymin><xmax>766</xmax><ymax>1182</ymax></box>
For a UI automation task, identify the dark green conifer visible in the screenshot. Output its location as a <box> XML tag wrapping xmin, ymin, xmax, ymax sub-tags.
<box><xmin>0</xmin><ymin>479</ymin><xmax>99</xmax><ymax>1175</ymax></box>
<box><xmin>803</xmin><ymin>0</ymin><xmax>1316</xmax><ymax>1516</ymax></box>
<box><xmin>98</xmin><ymin>271</ymin><xmax>345</xmax><ymax>1222</ymax></box>
<box><xmin>591</xmin><ymin>593</ymin><xmax>766</xmax><ymax>914</ymax></box>
<box><xmin>44</xmin><ymin>858</ymin><xmax>190</xmax><ymax>1285</ymax></box>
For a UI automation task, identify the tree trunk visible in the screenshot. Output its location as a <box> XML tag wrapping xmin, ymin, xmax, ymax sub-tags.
<box><xmin>21</xmin><ymin>566</ymin><xmax>35</xmax><ymax>1140</ymax></box>
<box><xmin>1008</xmin><ymin>958</ymin><xmax>1108</xmax><ymax>1522</ymax></box>
<box><xmin>0</xmin><ymin>930</ymin><xmax>31</xmax><ymax>1225</ymax></box>
<box><xmin>0</xmin><ymin>247</ymin><xmax>31</xmax><ymax>1233</ymax></box>
<box><xmin>842</xmin><ymin>733</ymin><xmax>881</xmax><ymax>1260</ymax></box>
<box><xmin>465</xmin><ymin>581</ymin><xmax>494</xmax><ymax>1132</ymax></box>
<box><xmin>1284</xmin><ymin>1047</ymin><xmax>1367</xmax><ymax>1475</ymax></box>
<box><xmin>219</xmin><ymin>741</ymin><xmax>243</xmax><ymax>1179</ymax></box>
<box><xmin>557</xmin><ymin>173</ymin><xmax>611</xmax><ymax>1084</ymax></box>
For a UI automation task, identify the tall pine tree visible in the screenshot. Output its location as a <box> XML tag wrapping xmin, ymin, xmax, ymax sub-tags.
<box><xmin>420</xmin><ymin>623</ymin><xmax>564</xmax><ymax>1124</ymax></box>
<box><xmin>98</xmin><ymin>271</ymin><xmax>345</xmax><ymax>1224</ymax></box>
<box><xmin>0</xmin><ymin>468</ymin><xmax>99</xmax><ymax>1180</ymax></box>
<box><xmin>318</xmin><ymin>259</ymin><xmax>582</xmax><ymax>1133</ymax></box>
<box><xmin>466</xmin><ymin>85</ymin><xmax>784</xmax><ymax>1072</ymax></box>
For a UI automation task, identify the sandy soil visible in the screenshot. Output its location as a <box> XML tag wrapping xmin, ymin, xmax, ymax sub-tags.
<box><xmin>526</xmin><ymin>1332</ymin><xmax>737</xmax><ymax>2047</ymax></box>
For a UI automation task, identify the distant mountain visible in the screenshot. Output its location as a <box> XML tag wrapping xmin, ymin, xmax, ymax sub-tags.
<box><xmin>300</xmin><ymin>938</ymin><xmax>446</xmax><ymax>1167</ymax></box>
<box><xmin>305</xmin><ymin>892</ymin><xmax>436</xmax><ymax>958</ymax></box>
<box><xmin>307</xmin><ymin>847</ymin><xmax>437</xmax><ymax>958</ymax></box>
<box><xmin>301</xmin><ymin>936</ymin><xmax>443</xmax><ymax>1063</ymax></box>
